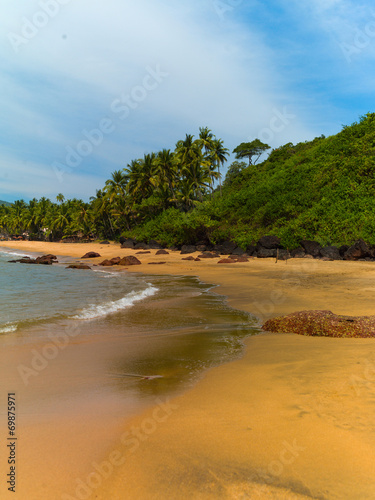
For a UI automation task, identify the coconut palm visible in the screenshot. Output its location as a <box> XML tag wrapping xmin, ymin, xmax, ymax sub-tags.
<box><xmin>154</xmin><ymin>149</ymin><xmax>178</xmax><ymax>204</ymax></box>
<box><xmin>208</xmin><ymin>138</ymin><xmax>229</xmax><ymax>195</ymax></box>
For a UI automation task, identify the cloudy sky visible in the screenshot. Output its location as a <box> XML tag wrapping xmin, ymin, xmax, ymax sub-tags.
<box><xmin>1</xmin><ymin>0</ymin><xmax>375</xmax><ymax>202</ymax></box>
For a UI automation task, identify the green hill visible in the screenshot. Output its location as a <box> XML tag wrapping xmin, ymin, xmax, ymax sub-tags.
<box><xmin>128</xmin><ymin>113</ymin><xmax>375</xmax><ymax>249</ymax></box>
<box><xmin>0</xmin><ymin>200</ymin><xmax>11</xmax><ymax>207</ymax></box>
<box><xmin>207</xmin><ymin>112</ymin><xmax>375</xmax><ymax>248</ymax></box>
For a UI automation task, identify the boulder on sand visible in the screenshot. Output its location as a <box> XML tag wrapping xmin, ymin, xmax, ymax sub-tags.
<box><xmin>257</xmin><ymin>235</ymin><xmax>281</xmax><ymax>250</ymax></box>
<box><xmin>118</xmin><ymin>256</ymin><xmax>142</xmax><ymax>266</ymax></box>
<box><xmin>300</xmin><ymin>240</ymin><xmax>321</xmax><ymax>257</ymax></box>
<box><xmin>81</xmin><ymin>252</ymin><xmax>101</xmax><ymax>259</ymax></box>
<box><xmin>262</xmin><ymin>310</ymin><xmax>375</xmax><ymax>338</ymax></box>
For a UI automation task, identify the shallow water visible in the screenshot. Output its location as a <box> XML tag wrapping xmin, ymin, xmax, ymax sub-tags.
<box><xmin>1</xmin><ymin>247</ymin><xmax>260</xmax><ymax>412</ymax></box>
<box><xmin>0</xmin><ymin>250</ymin><xmax>261</xmax><ymax>499</ymax></box>
<box><xmin>0</xmin><ymin>247</ymin><xmax>156</xmax><ymax>333</ymax></box>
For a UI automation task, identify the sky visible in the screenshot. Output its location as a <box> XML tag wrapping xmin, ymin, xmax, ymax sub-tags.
<box><xmin>1</xmin><ymin>0</ymin><xmax>375</xmax><ymax>203</ymax></box>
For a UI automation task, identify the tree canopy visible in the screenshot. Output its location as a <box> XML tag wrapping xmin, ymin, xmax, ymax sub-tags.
<box><xmin>232</xmin><ymin>139</ymin><xmax>270</xmax><ymax>165</ymax></box>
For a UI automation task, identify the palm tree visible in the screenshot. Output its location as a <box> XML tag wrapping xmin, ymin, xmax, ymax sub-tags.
<box><xmin>125</xmin><ymin>154</ymin><xmax>157</xmax><ymax>205</ymax></box>
<box><xmin>104</xmin><ymin>170</ymin><xmax>128</xmax><ymax>203</ymax></box>
<box><xmin>208</xmin><ymin>138</ymin><xmax>229</xmax><ymax>195</ymax></box>
<box><xmin>154</xmin><ymin>149</ymin><xmax>178</xmax><ymax>204</ymax></box>
<box><xmin>199</xmin><ymin>126</ymin><xmax>214</xmax><ymax>153</ymax></box>
<box><xmin>90</xmin><ymin>189</ymin><xmax>115</xmax><ymax>237</ymax></box>
<box><xmin>175</xmin><ymin>135</ymin><xmax>208</xmax><ymax>203</ymax></box>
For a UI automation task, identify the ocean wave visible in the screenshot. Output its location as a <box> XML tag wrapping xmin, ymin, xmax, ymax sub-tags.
<box><xmin>0</xmin><ymin>323</ymin><xmax>18</xmax><ymax>334</ymax></box>
<box><xmin>72</xmin><ymin>285</ymin><xmax>158</xmax><ymax>320</ymax></box>
<box><xmin>0</xmin><ymin>249</ymin><xmax>34</xmax><ymax>258</ymax></box>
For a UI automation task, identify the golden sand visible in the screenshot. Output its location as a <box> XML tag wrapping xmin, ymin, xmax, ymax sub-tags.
<box><xmin>2</xmin><ymin>241</ymin><xmax>375</xmax><ymax>499</ymax></box>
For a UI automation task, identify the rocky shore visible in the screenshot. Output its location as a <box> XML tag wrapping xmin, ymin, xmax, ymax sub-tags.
<box><xmin>119</xmin><ymin>235</ymin><xmax>375</xmax><ymax>262</ymax></box>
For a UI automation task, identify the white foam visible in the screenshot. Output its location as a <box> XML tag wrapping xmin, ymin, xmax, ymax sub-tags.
<box><xmin>0</xmin><ymin>323</ymin><xmax>18</xmax><ymax>334</ymax></box>
<box><xmin>72</xmin><ymin>285</ymin><xmax>158</xmax><ymax>320</ymax></box>
<box><xmin>0</xmin><ymin>249</ymin><xmax>34</xmax><ymax>258</ymax></box>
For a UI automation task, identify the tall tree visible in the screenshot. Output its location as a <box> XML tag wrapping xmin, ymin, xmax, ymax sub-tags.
<box><xmin>233</xmin><ymin>139</ymin><xmax>270</xmax><ymax>165</ymax></box>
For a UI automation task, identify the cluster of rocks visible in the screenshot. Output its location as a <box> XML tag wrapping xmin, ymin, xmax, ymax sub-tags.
<box><xmin>8</xmin><ymin>254</ymin><xmax>58</xmax><ymax>265</ymax></box>
<box><xmin>119</xmin><ymin>236</ymin><xmax>375</xmax><ymax>262</ymax></box>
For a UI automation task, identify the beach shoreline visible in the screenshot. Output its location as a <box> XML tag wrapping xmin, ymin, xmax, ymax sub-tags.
<box><xmin>2</xmin><ymin>241</ymin><xmax>375</xmax><ymax>499</ymax></box>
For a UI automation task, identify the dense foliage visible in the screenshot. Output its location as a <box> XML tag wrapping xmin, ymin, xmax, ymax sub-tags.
<box><xmin>2</xmin><ymin>114</ymin><xmax>375</xmax><ymax>249</ymax></box>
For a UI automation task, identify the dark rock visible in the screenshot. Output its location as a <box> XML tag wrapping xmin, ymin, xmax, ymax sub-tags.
<box><xmin>120</xmin><ymin>238</ymin><xmax>136</xmax><ymax>249</ymax></box>
<box><xmin>300</xmin><ymin>240</ymin><xmax>322</xmax><ymax>257</ymax></box>
<box><xmin>235</xmin><ymin>256</ymin><xmax>249</xmax><ymax>262</ymax></box>
<box><xmin>195</xmin><ymin>258</ymin><xmax>201</xmax><ymax>261</ymax></box>
<box><xmin>110</xmin><ymin>257</ymin><xmax>121</xmax><ymax>265</ymax></box>
<box><xmin>257</xmin><ymin>235</ymin><xmax>281</xmax><ymax>250</ymax></box>
<box><xmin>256</xmin><ymin>248</ymin><xmax>277</xmax><ymax>258</ymax></box>
<box><xmin>339</xmin><ymin>245</ymin><xmax>350</xmax><ymax>257</ymax></box>
<box><xmin>148</xmin><ymin>262</ymin><xmax>166</xmax><ymax>265</ymax></box>
<box><xmin>35</xmin><ymin>258</ymin><xmax>53</xmax><ymax>265</ymax></box>
<box><xmin>66</xmin><ymin>264</ymin><xmax>91</xmax><ymax>270</ymax></box>
<box><xmin>320</xmin><ymin>246</ymin><xmax>342</xmax><ymax>260</ymax></box>
<box><xmin>40</xmin><ymin>254</ymin><xmax>57</xmax><ymax>261</ymax></box>
<box><xmin>118</xmin><ymin>256</ymin><xmax>142</xmax><ymax>266</ymax></box>
<box><xmin>136</xmin><ymin>251</ymin><xmax>151</xmax><ymax>255</ymax></box>
<box><xmin>98</xmin><ymin>259</ymin><xmax>116</xmax><ymax>266</ymax></box>
<box><xmin>246</xmin><ymin>245</ymin><xmax>256</xmax><ymax>256</ymax></box>
<box><xmin>276</xmin><ymin>249</ymin><xmax>291</xmax><ymax>260</ymax></box>
<box><xmin>221</xmin><ymin>241</ymin><xmax>237</xmax><ymax>254</ymax></box>
<box><xmin>196</xmin><ymin>245</ymin><xmax>207</xmax><ymax>252</ymax></box>
<box><xmin>134</xmin><ymin>242</ymin><xmax>150</xmax><ymax>250</ymax></box>
<box><xmin>218</xmin><ymin>258</ymin><xmax>236</xmax><ymax>264</ymax></box>
<box><xmin>290</xmin><ymin>247</ymin><xmax>305</xmax><ymax>258</ymax></box>
<box><xmin>81</xmin><ymin>252</ymin><xmax>101</xmax><ymax>259</ymax></box>
<box><xmin>344</xmin><ymin>239</ymin><xmax>370</xmax><ymax>261</ymax></box>
<box><xmin>156</xmin><ymin>249</ymin><xmax>169</xmax><ymax>255</ymax></box>
<box><xmin>14</xmin><ymin>255</ymin><xmax>58</xmax><ymax>265</ymax></box>
<box><xmin>180</xmin><ymin>245</ymin><xmax>197</xmax><ymax>254</ymax></box>
<box><xmin>148</xmin><ymin>240</ymin><xmax>162</xmax><ymax>249</ymax></box>
<box><xmin>182</xmin><ymin>256</ymin><xmax>195</xmax><ymax>261</ymax></box>
<box><xmin>232</xmin><ymin>246</ymin><xmax>246</xmax><ymax>256</ymax></box>
<box><xmin>197</xmin><ymin>252</ymin><xmax>219</xmax><ymax>259</ymax></box>
<box><xmin>100</xmin><ymin>241</ymin><xmax>110</xmax><ymax>245</ymax></box>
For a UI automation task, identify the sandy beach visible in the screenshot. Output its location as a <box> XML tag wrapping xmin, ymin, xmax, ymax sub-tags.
<box><xmin>2</xmin><ymin>240</ymin><xmax>375</xmax><ymax>499</ymax></box>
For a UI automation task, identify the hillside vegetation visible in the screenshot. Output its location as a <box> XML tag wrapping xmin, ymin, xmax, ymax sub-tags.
<box><xmin>1</xmin><ymin>114</ymin><xmax>375</xmax><ymax>249</ymax></box>
<box><xmin>128</xmin><ymin>113</ymin><xmax>375</xmax><ymax>249</ymax></box>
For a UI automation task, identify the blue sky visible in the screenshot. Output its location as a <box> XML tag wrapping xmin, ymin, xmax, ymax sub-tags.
<box><xmin>1</xmin><ymin>0</ymin><xmax>375</xmax><ymax>203</ymax></box>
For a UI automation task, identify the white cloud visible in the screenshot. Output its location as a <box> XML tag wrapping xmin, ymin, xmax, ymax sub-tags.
<box><xmin>0</xmin><ymin>0</ymin><xmax>337</xmax><ymax>200</ymax></box>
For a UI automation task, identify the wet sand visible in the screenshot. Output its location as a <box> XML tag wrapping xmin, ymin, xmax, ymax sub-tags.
<box><xmin>2</xmin><ymin>241</ymin><xmax>375</xmax><ymax>499</ymax></box>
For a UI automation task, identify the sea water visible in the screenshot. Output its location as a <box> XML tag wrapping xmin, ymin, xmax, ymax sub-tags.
<box><xmin>0</xmin><ymin>248</ymin><xmax>157</xmax><ymax>334</ymax></box>
<box><xmin>0</xmin><ymin>246</ymin><xmax>260</xmax><ymax>399</ymax></box>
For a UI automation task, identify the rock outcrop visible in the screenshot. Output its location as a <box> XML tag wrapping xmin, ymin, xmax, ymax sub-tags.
<box><xmin>262</xmin><ymin>310</ymin><xmax>375</xmax><ymax>338</ymax></box>
<box><xmin>81</xmin><ymin>252</ymin><xmax>101</xmax><ymax>259</ymax></box>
